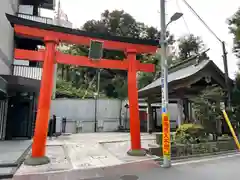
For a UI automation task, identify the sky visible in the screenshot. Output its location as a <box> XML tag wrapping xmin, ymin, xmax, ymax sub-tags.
<box><xmin>42</xmin><ymin>0</ymin><xmax>240</xmax><ymax>78</ymax></box>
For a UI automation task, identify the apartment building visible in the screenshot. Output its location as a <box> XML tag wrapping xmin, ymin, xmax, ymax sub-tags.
<box><xmin>0</xmin><ymin>0</ymin><xmax>72</xmax><ymax>140</ymax></box>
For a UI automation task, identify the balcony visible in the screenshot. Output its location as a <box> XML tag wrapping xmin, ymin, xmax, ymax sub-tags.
<box><xmin>13</xmin><ymin>64</ymin><xmax>42</xmax><ymax>80</ymax></box>
<box><xmin>17</xmin><ymin>13</ymin><xmax>73</xmax><ymax>28</ymax></box>
<box><xmin>17</xmin><ymin>13</ymin><xmax>53</xmax><ymax>24</ymax></box>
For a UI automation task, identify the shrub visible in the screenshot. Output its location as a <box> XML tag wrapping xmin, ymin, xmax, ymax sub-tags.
<box><xmin>175</xmin><ymin>124</ymin><xmax>207</xmax><ymax>144</ymax></box>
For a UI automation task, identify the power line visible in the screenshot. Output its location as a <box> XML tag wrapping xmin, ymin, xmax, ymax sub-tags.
<box><xmin>181</xmin><ymin>0</ymin><xmax>222</xmax><ymax>43</ymax></box>
<box><xmin>181</xmin><ymin>0</ymin><xmax>231</xmax><ymax>107</ymax></box>
<box><xmin>176</xmin><ymin>0</ymin><xmax>191</xmax><ymax>34</ymax></box>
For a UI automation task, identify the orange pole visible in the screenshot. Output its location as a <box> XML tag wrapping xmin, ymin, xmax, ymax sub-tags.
<box><xmin>32</xmin><ymin>36</ymin><xmax>58</xmax><ymax>157</ymax></box>
<box><xmin>127</xmin><ymin>49</ymin><xmax>141</xmax><ymax>150</ymax></box>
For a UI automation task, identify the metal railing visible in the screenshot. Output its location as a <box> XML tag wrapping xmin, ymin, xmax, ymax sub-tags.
<box><xmin>13</xmin><ymin>65</ymin><xmax>42</xmax><ymax>80</ymax></box>
<box><xmin>17</xmin><ymin>13</ymin><xmax>53</xmax><ymax>24</ymax></box>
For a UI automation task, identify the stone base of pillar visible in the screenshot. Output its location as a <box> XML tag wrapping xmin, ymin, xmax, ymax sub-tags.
<box><xmin>127</xmin><ymin>149</ymin><xmax>147</xmax><ymax>156</ymax></box>
<box><xmin>24</xmin><ymin>156</ymin><xmax>50</xmax><ymax>166</ymax></box>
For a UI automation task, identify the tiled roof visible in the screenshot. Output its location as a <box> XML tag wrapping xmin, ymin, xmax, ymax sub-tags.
<box><xmin>139</xmin><ymin>59</ymin><xmax>211</xmax><ymax>92</ymax></box>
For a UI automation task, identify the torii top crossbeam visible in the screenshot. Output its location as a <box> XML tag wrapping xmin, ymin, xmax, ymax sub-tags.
<box><xmin>6</xmin><ymin>14</ymin><xmax>158</xmax><ymax>54</ymax></box>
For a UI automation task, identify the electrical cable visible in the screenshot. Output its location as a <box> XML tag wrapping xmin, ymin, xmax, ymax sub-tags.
<box><xmin>181</xmin><ymin>0</ymin><xmax>232</xmax><ymax>107</ymax></box>
<box><xmin>176</xmin><ymin>0</ymin><xmax>191</xmax><ymax>34</ymax></box>
<box><xmin>181</xmin><ymin>0</ymin><xmax>222</xmax><ymax>43</ymax></box>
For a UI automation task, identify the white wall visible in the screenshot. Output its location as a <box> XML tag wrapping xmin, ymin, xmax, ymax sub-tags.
<box><xmin>50</xmin><ymin>98</ymin><xmax>181</xmax><ymax>133</ymax></box>
<box><xmin>0</xmin><ymin>0</ymin><xmax>18</xmax><ymax>75</ymax></box>
<box><xmin>50</xmin><ymin>99</ymin><xmax>122</xmax><ymax>133</ymax></box>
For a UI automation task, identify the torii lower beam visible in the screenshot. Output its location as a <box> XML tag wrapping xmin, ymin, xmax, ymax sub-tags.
<box><xmin>15</xmin><ymin>47</ymin><xmax>155</xmax><ymax>163</ymax></box>
<box><xmin>14</xmin><ymin>49</ymin><xmax>154</xmax><ymax>72</ymax></box>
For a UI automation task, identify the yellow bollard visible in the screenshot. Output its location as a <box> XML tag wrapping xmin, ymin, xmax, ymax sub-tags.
<box><xmin>222</xmin><ymin>110</ymin><xmax>240</xmax><ymax>151</ymax></box>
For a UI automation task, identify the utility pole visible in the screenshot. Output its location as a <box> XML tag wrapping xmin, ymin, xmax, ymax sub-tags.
<box><xmin>222</xmin><ymin>41</ymin><xmax>231</xmax><ymax>108</ymax></box>
<box><xmin>160</xmin><ymin>0</ymin><xmax>171</xmax><ymax>168</ymax></box>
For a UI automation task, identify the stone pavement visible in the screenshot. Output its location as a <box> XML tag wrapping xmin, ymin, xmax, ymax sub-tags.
<box><xmin>0</xmin><ymin>140</ymin><xmax>32</xmax><ymax>179</ymax></box>
<box><xmin>13</xmin><ymin>133</ymin><xmax>158</xmax><ymax>179</ymax></box>
<box><xmin>0</xmin><ymin>140</ymin><xmax>32</xmax><ymax>166</ymax></box>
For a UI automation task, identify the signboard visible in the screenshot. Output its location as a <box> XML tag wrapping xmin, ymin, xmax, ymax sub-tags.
<box><xmin>161</xmin><ymin>77</ymin><xmax>166</xmax><ymax>113</ymax></box>
<box><xmin>162</xmin><ymin>113</ymin><xmax>170</xmax><ymax>158</ymax></box>
<box><xmin>89</xmin><ymin>40</ymin><xmax>103</xmax><ymax>60</ymax></box>
<box><xmin>161</xmin><ymin>77</ymin><xmax>164</xmax><ymax>88</ymax></box>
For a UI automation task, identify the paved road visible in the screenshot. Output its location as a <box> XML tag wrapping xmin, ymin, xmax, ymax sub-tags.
<box><xmin>90</xmin><ymin>153</ymin><xmax>240</xmax><ymax>180</ymax></box>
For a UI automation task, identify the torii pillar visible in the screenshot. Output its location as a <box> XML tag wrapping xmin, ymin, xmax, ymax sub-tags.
<box><xmin>126</xmin><ymin>49</ymin><xmax>145</xmax><ymax>156</ymax></box>
<box><xmin>25</xmin><ymin>36</ymin><xmax>58</xmax><ymax>165</ymax></box>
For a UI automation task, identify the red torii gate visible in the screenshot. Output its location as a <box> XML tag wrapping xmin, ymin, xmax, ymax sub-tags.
<box><xmin>6</xmin><ymin>14</ymin><xmax>158</xmax><ymax>165</ymax></box>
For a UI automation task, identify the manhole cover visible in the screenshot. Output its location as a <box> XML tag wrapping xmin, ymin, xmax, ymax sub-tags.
<box><xmin>120</xmin><ymin>175</ymin><xmax>139</xmax><ymax>180</ymax></box>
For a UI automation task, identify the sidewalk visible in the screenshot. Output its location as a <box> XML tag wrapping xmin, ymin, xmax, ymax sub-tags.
<box><xmin>14</xmin><ymin>133</ymin><xmax>158</xmax><ymax>179</ymax></box>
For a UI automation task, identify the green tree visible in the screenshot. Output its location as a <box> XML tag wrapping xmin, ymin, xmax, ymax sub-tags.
<box><xmin>137</xmin><ymin>51</ymin><xmax>175</xmax><ymax>88</ymax></box>
<box><xmin>228</xmin><ymin>8</ymin><xmax>240</xmax><ymax>59</ymax></box>
<box><xmin>190</xmin><ymin>86</ymin><xmax>224</xmax><ymax>140</ymax></box>
<box><xmin>58</xmin><ymin>9</ymin><xmax>175</xmax><ymax>99</ymax></box>
<box><xmin>177</xmin><ymin>34</ymin><xmax>208</xmax><ymax>61</ymax></box>
<box><xmin>231</xmin><ymin>73</ymin><xmax>240</xmax><ymax>125</ymax></box>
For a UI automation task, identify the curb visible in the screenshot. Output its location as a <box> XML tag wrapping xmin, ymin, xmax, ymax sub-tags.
<box><xmin>99</xmin><ymin>138</ymin><xmax>155</xmax><ymax>144</ymax></box>
<box><xmin>152</xmin><ymin>149</ymin><xmax>239</xmax><ymax>162</ymax></box>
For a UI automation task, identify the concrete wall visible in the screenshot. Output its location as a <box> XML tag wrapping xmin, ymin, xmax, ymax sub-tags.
<box><xmin>0</xmin><ymin>0</ymin><xmax>18</xmax><ymax>75</ymax></box>
<box><xmin>50</xmin><ymin>99</ymin><xmax>181</xmax><ymax>133</ymax></box>
<box><xmin>50</xmin><ymin>99</ymin><xmax>122</xmax><ymax>133</ymax></box>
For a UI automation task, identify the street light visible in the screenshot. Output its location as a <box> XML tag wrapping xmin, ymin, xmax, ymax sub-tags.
<box><xmin>94</xmin><ymin>70</ymin><xmax>101</xmax><ymax>132</ymax></box>
<box><xmin>160</xmin><ymin>0</ymin><xmax>183</xmax><ymax>168</ymax></box>
<box><xmin>166</xmin><ymin>12</ymin><xmax>183</xmax><ymax>28</ymax></box>
<box><xmin>170</xmin><ymin>12</ymin><xmax>183</xmax><ymax>22</ymax></box>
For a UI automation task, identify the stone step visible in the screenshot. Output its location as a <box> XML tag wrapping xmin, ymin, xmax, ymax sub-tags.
<box><xmin>0</xmin><ymin>167</ymin><xmax>17</xmax><ymax>179</ymax></box>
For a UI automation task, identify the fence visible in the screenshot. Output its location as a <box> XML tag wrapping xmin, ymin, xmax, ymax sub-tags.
<box><xmin>17</xmin><ymin>13</ymin><xmax>53</xmax><ymax>24</ymax></box>
<box><xmin>13</xmin><ymin>65</ymin><xmax>42</xmax><ymax>80</ymax></box>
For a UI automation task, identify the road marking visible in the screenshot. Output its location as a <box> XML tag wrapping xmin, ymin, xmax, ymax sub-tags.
<box><xmin>172</xmin><ymin>153</ymin><xmax>240</xmax><ymax>166</ymax></box>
